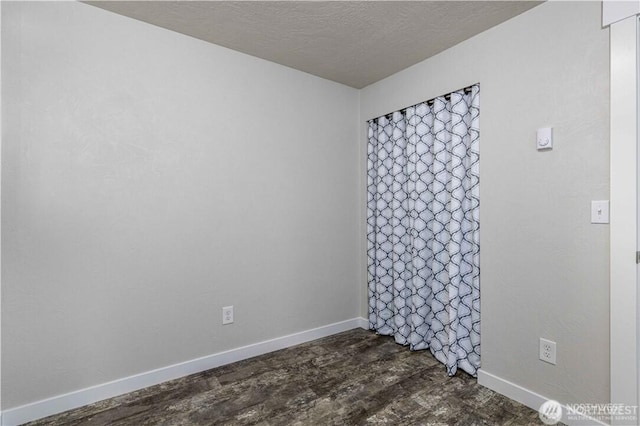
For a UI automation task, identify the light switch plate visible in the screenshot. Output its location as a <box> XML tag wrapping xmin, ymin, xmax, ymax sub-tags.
<box><xmin>591</xmin><ymin>200</ymin><xmax>609</xmax><ymax>224</ymax></box>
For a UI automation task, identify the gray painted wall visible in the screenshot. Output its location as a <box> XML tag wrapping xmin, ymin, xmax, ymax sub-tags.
<box><xmin>360</xmin><ymin>1</ymin><xmax>609</xmax><ymax>405</ymax></box>
<box><xmin>2</xmin><ymin>0</ymin><xmax>610</xmax><ymax>413</ymax></box>
<box><xmin>2</xmin><ymin>1</ymin><xmax>360</xmax><ymax>409</ymax></box>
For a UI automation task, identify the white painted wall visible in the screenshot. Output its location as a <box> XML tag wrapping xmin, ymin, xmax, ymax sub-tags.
<box><xmin>2</xmin><ymin>1</ymin><xmax>360</xmax><ymax>410</ymax></box>
<box><xmin>0</xmin><ymin>0</ymin><xmax>3</xmax><ymax>418</ymax></box>
<box><xmin>609</xmin><ymin>15</ymin><xmax>638</xmax><ymax>421</ymax></box>
<box><xmin>603</xmin><ymin>0</ymin><xmax>640</xmax><ymax>26</ymax></box>
<box><xmin>2</xmin><ymin>0</ymin><xmax>612</xmax><ymax>416</ymax></box>
<box><xmin>360</xmin><ymin>1</ymin><xmax>610</xmax><ymax>406</ymax></box>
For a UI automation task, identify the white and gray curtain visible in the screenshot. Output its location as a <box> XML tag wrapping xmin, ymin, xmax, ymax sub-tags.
<box><xmin>367</xmin><ymin>84</ymin><xmax>480</xmax><ymax>377</ymax></box>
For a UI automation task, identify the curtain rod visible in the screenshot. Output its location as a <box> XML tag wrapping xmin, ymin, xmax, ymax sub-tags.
<box><xmin>382</xmin><ymin>85</ymin><xmax>476</xmax><ymax>120</ymax></box>
<box><xmin>427</xmin><ymin>86</ymin><xmax>474</xmax><ymax>104</ymax></box>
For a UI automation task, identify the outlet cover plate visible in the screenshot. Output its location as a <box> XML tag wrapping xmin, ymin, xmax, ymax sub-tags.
<box><xmin>222</xmin><ymin>306</ymin><xmax>234</xmax><ymax>325</ymax></box>
<box><xmin>539</xmin><ymin>338</ymin><xmax>556</xmax><ymax>365</ymax></box>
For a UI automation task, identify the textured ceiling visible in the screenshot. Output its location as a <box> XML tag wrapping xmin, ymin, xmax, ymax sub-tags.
<box><xmin>86</xmin><ymin>1</ymin><xmax>542</xmax><ymax>89</ymax></box>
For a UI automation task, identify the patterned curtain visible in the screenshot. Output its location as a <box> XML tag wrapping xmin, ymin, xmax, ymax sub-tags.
<box><xmin>367</xmin><ymin>84</ymin><xmax>480</xmax><ymax>376</ymax></box>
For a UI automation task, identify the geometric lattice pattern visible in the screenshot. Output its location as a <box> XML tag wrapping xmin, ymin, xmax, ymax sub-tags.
<box><xmin>367</xmin><ymin>84</ymin><xmax>480</xmax><ymax>376</ymax></box>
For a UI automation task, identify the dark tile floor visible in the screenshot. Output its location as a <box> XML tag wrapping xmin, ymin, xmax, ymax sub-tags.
<box><xmin>27</xmin><ymin>329</ymin><xmax>545</xmax><ymax>425</ymax></box>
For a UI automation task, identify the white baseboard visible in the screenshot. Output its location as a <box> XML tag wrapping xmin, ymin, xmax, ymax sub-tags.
<box><xmin>478</xmin><ymin>369</ymin><xmax>610</xmax><ymax>426</ymax></box>
<box><xmin>2</xmin><ymin>317</ymin><xmax>370</xmax><ymax>426</ymax></box>
<box><xmin>355</xmin><ymin>316</ymin><xmax>369</xmax><ymax>329</ymax></box>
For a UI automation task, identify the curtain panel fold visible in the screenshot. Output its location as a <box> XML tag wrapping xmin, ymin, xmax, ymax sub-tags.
<box><xmin>366</xmin><ymin>84</ymin><xmax>480</xmax><ymax>376</ymax></box>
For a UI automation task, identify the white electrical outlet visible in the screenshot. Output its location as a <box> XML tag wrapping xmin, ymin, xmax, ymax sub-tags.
<box><xmin>539</xmin><ymin>338</ymin><xmax>556</xmax><ymax>364</ymax></box>
<box><xmin>222</xmin><ymin>306</ymin><xmax>234</xmax><ymax>325</ymax></box>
